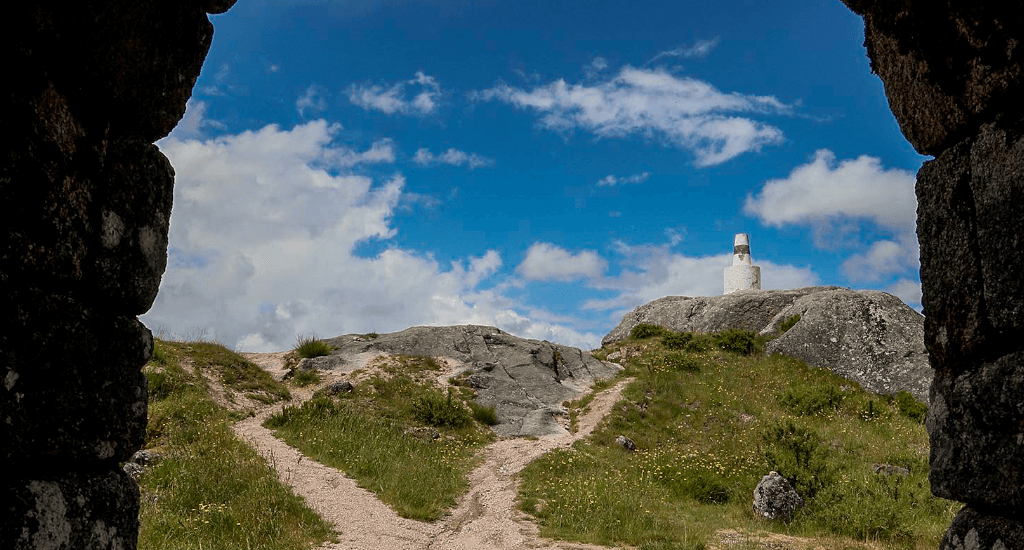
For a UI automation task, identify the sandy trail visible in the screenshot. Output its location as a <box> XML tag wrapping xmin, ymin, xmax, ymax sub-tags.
<box><xmin>233</xmin><ymin>352</ymin><xmax>630</xmax><ymax>550</ymax></box>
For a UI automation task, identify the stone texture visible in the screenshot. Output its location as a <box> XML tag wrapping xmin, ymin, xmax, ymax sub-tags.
<box><xmin>841</xmin><ymin>1</ymin><xmax>1024</xmax><ymax>156</ymax></box>
<box><xmin>1</xmin><ymin>470</ymin><xmax>140</xmax><ymax>550</ymax></box>
<box><xmin>752</xmin><ymin>471</ymin><xmax>803</xmax><ymax>521</ymax></box>
<box><xmin>602</xmin><ymin>286</ymin><xmax>841</xmax><ymax>346</ymax></box>
<box><xmin>323</xmin><ymin>325</ymin><xmax>621</xmax><ymax>437</ymax></box>
<box><xmin>842</xmin><ymin>0</ymin><xmax>1024</xmax><ymax>542</ymax></box>
<box><xmin>603</xmin><ymin>287</ymin><xmax>931</xmax><ymax>402</ymax></box>
<box><xmin>1</xmin><ymin>1</ymin><xmax>237</xmax><ymax>548</ymax></box>
<box><xmin>940</xmin><ymin>507</ymin><xmax>1024</xmax><ymax>550</ymax></box>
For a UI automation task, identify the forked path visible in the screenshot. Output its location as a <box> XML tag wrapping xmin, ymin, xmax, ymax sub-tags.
<box><xmin>234</xmin><ymin>353</ymin><xmax>631</xmax><ymax>550</ymax></box>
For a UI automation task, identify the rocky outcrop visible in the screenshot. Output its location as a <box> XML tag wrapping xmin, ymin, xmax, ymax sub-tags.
<box><xmin>842</xmin><ymin>1</ymin><xmax>1024</xmax><ymax>545</ymax></box>
<box><xmin>321</xmin><ymin>325</ymin><xmax>621</xmax><ymax>437</ymax></box>
<box><xmin>1</xmin><ymin>2</ymin><xmax>236</xmax><ymax>548</ymax></box>
<box><xmin>753</xmin><ymin>471</ymin><xmax>803</xmax><ymax>521</ymax></box>
<box><xmin>603</xmin><ymin>287</ymin><xmax>931</xmax><ymax>402</ymax></box>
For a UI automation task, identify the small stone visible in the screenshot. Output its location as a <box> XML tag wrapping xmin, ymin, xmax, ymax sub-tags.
<box><xmin>123</xmin><ymin>462</ymin><xmax>144</xmax><ymax>482</ymax></box>
<box><xmin>327</xmin><ymin>381</ymin><xmax>353</xmax><ymax>394</ymax></box>
<box><xmin>872</xmin><ymin>463</ymin><xmax>910</xmax><ymax>476</ymax></box>
<box><xmin>130</xmin><ymin>449</ymin><xmax>160</xmax><ymax>466</ymax></box>
<box><xmin>615</xmin><ymin>435</ymin><xmax>636</xmax><ymax>451</ymax></box>
<box><xmin>753</xmin><ymin>471</ymin><xmax>804</xmax><ymax>521</ymax></box>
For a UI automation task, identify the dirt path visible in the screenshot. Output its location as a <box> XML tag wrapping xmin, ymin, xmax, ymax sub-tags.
<box><xmin>233</xmin><ymin>353</ymin><xmax>631</xmax><ymax>550</ymax></box>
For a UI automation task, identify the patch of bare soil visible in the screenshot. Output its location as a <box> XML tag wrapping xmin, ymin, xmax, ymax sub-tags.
<box><xmin>231</xmin><ymin>352</ymin><xmax>631</xmax><ymax>550</ymax></box>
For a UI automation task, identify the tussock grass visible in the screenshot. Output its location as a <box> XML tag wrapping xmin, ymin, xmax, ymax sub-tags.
<box><xmin>294</xmin><ymin>334</ymin><xmax>334</xmax><ymax>359</ymax></box>
<box><xmin>139</xmin><ymin>339</ymin><xmax>334</xmax><ymax>550</ymax></box>
<box><xmin>291</xmin><ymin>368</ymin><xmax>321</xmax><ymax>387</ymax></box>
<box><xmin>518</xmin><ymin>329</ymin><xmax>957</xmax><ymax>550</ymax></box>
<box><xmin>265</xmin><ymin>372</ymin><xmax>496</xmax><ymax>521</ymax></box>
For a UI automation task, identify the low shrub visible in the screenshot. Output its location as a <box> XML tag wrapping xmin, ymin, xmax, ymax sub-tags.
<box><xmin>762</xmin><ymin>420</ymin><xmax>834</xmax><ymax>500</ymax></box>
<box><xmin>779</xmin><ymin>314</ymin><xmax>801</xmax><ymax>334</ymax></box>
<box><xmin>468</xmin><ymin>401</ymin><xmax>499</xmax><ymax>426</ymax></box>
<box><xmin>292</xmin><ymin>369</ymin><xmax>320</xmax><ymax>387</ymax></box>
<box><xmin>661</xmin><ymin>331</ymin><xmax>692</xmax><ymax>350</ymax></box>
<box><xmin>630</xmin><ymin>324</ymin><xmax>671</xmax><ymax>340</ymax></box>
<box><xmin>712</xmin><ymin>329</ymin><xmax>763</xmax><ymax>355</ymax></box>
<box><xmin>663</xmin><ymin>352</ymin><xmax>702</xmax><ymax>373</ymax></box>
<box><xmin>778</xmin><ymin>384</ymin><xmax>844</xmax><ymax>416</ymax></box>
<box><xmin>413</xmin><ymin>389</ymin><xmax>472</xmax><ymax>429</ymax></box>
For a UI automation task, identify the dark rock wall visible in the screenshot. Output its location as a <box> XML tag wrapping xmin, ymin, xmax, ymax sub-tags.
<box><xmin>842</xmin><ymin>1</ymin><xmax>1024</xmax><ymax>547</ymax></box>
<box><xmin>1</xmin><ymin>1</ymin><xmax>236</xmax><ymax>548</ymax></box>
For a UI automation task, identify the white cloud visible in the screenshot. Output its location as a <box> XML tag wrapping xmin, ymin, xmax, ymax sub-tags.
<box><xmin>516</xmin><ymin>243</ymin><xmax>608</xmax><ymax>281</ymax></box>
<box><xmin>296</xmin><ymin>84</ymin><xmax>328</xmax><ymax>118</ymax></box>
<box><xmin>146</xmin><ymin>114</ymin><xmax>602</xmax><ymax>352</ymax></box>
<box><xmin>596</xmin><ymin>171</ymin><xmax>650</xmax><ymax>186</ymax></box>
<box><xmin>348</xmin><ymin>71</ymin><xmax>441</xmax><ymax>116</ymax></box>
<box><xmin>584</xmin><ymin>56</ymin><xmax>609</xmax><ymax>79</ymax></box>
<box><xmin>165</xmin><ymin>99</ymin><xmax>225</xmax><ymax>141</ymax></box>
<box><xmin>886</xmin><ymin>278</ymin><xmax>923</xmax><ymax>309</ymax></box>
<box><xmin>745</xmin><ymin>149</ymin><xmax>919</xmax><ymax>283</ymax></box>
<box><xmin>412</xmin><ymin>147</ymin><xmax>494</xmax><ymax>169</ymax></box>
<box><xmin>648</xmin><ymin>38</ymin><xmax>722</xmax><ymax>64</ymax></box>
<box><xmin>476</xmin><ymin>66</ymin><xmax>790</xmax><ymax>166</ymax></box>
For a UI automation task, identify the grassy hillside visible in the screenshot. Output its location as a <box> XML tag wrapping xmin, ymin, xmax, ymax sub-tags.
<box><xmin>516</xmin><ymin>326</ymin><xmax>958</xmax><ymax>550</ymax></box>
<box><xmin>264</xmin><ymin>354</ymin><xmax>498</xmax><ymax>521</ymax></box>
<box><xmin>137</xmin><ymin>339</ymin><xmax>336</xmax><ymax>550</ymax></box>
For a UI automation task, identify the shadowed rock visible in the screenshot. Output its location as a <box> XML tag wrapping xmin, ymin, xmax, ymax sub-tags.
<box><xmin>321</xmin><ymin>325</ymin><xmax>621</xmax><ymax>437</ymax></box>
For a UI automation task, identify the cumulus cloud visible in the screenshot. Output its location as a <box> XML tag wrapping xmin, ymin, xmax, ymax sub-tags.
<box><xmin>647</xmin><ymin>38</ymin><xmax>721</xmax><ymax>64</ymax></box>
<box><xmin>476</xmin><ymin>66</ymin><xmax>790</xmax><ymax>166</ymax></box>
<box><xmin>516</xmin><ymin>243</ymin><xmax>608</xmax><ymax>281</ymax></box>
<box><xmin>146</xmin><ymin>109</ymin><xmax>603</xmax><ymax>352</ymax></box>
<box><xmin>412</xmin><ymin>147</ymin><xmax>494</xmax><ymax>169</ymax></box>
<box><xmin>165</xmin><ymin>99</ymin><xmax>225</xmax><ymax>141</ymax></box>
<box><xmin>744</xmin><ymin>149</ymin><xmax>919</xmax><ymax>283</ymax></box>
<box><xmin>596</xmin><ymin>171</ymin><xmax>650</xmax><ymax>186</ymax></box>
<box><xmin>296</xmin><ymin>84</ymin><xmax>328</xmax><ymax>117</ymax></box>
<box><xmin>584</xmin><ymin>56</ymin><xmax>609</xmax><ymax>79</ymax></box>
<box><xmin>348</xmin><ymin>71</ymin><xmax>441</xmax><ymax>116</ymax></box>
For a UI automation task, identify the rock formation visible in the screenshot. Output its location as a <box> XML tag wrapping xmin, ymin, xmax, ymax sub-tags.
<box><xmin>753</xmin><ymin>471</ymin><xmax>804</xmax><ymax>521</ymax></box>
<box><xmin>320</xmin><ymin>325</ymin><xmax>621</xmax><ymax>437</ymax></box>
<box><xmin>603</xmin><ymin>287</ymin><xmax>931</xmax><ymax>402</ymax></box>
<box><xmin>841</xmin><ymin>2</ymin><xmax>1024</xmax><ymax>547</ymax></box>
<box><xmin>1</xmin><ymin>2</ymin><xmax>236</xmax><ymax>548</ymax></box>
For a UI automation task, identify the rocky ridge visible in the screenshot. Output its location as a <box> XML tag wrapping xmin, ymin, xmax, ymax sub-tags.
<box><xmin>312</xmin><ymin>325</ymin><xmax>621</xmax><ymax>437</ymax></box>
<box><xmin>603</xmin><ymin>286</ymin><xmax>931</xmax><ymax>403</ymax></box>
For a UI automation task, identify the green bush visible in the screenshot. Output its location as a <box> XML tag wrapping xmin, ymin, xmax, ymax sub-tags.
<box><xmin>663</xmin><ymin>352</ymin><xmax>701</xmax><ymax>373</ymax></box>
<box><xmin>468</xmin><ymin>401</ymin><xmax>499</xmax><ymax>425</ymax></box>
<box><xmin>778</xmin><ymin>385</ymin><xmax>844</xmax><ymax>416</ymax></box>
<box><xmin>661</xmin><ymin>331</ymin><xmax>692</xmax><ymax>350</ymax></box>
<box><xmin>894</xmin><ymin>391</ymin><xmax>928</xmax><ymax>423</ymax></box>
<box><xmin>712</xmin><ymin>329</ymin><xmax>762</xmax><ymax>355</ymax></box>
<box><xmin>779</xmin><ymin>314</ymin><xmax>801</xmax><ymax>334</ymax></box>
<box><xmin>413</xmin><ymin>389</ymin><xmax>472</xmax><ymax>429</ymax></box>
<box><xmin>294</xmin><ymin>335</ymin><xmax>333</xmax><ymax>359</ymax></box>
<box><xmin>763</xmin><ymin>421</ymin><xmax>834</xmax><ymax>499</ymax></box>
<box><xmin>630</xmin><ymin>324</ymin><xmax>671</xmax><ymax>340</ymax></box>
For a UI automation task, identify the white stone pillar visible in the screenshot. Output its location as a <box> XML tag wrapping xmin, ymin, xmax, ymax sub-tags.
<box><xmin>723</xmin><ymin>233</ymin><xmax>761</xmax><ymax>294</ymax></box>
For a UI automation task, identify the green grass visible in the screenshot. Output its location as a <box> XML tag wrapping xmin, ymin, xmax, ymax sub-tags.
<box><xmin>294</xmin><ymin>334</ymin><xmax>334</xmax><ymax>359</ymax></box>
<box><xmin>518</xmin><ymin>329</ymin><xmax>957</xmax><ymax>550</ymax></box>
<box><xmin>291</xmin><ymin>368</ymin><xmax>321</xmax><ymax>387</ymax></box>
<box><xmin>139</xmin><ymin>339</ymin><xmax>335</xmax><ymax>550</ymax></box>
<box><xmin>264</xmin><ymin>372</ymin><xmax>496</xmax><ymax>521</ymax></box>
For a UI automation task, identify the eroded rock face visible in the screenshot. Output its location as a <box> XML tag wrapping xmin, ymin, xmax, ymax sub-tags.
<box><xmin>1</xmin><ymin>1</ymin><xmax>237</xmax><ymax>548</ymax></box>
<box><xmin>602</xmin><ymin>287</ymin><xmax>931</xmax><ymax>402</ymax></box>
<box><xmin>322</xmin><ymin>325</ymin><xmax>621</xmax><ymax>437</ymax></box>
<box><xmin>842</xmin><ymin>1</ymin><xmax>1024</xmax><ymax>545</ymax></box>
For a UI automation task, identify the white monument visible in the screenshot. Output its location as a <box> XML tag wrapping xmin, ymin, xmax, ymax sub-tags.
<box><xmin>723</xmin><ymin>233</ymin><xmax>761</xmax><ymax>294</ymax></box>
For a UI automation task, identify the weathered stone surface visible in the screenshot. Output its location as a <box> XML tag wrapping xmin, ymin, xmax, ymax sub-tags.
<box><xmin>0</xmin><ymin>289</ymin><xmax>151</xmax><ymax>464</ymax></box>
<box><xmin>841</xmin><ymin>1</ymin><xmax>1024</xmax><ymax>155</ymax></box>
<box><xmin>2</xmin><ymin>1</ymin><xmax>236</xmax><ymax>548</ymax></box>
<box><xmin>1</xmin><ymin>469</ymin><xmax>140</xmax><ymax>550</ymax></box>
<box><xmin>602</xmin><ymin>286</ymin><xmax>841</xmax><ymax>346</ymax></box>
<box><xmin>603</xmin><ymin>287</ymin><xmax>930</xmax><ymax>402</ymax></box>
<box><xmin>927</xmin><ymin>352</ymin><xmax>1024</xmax><ymax>508</ymax></box>
<box><xmin>322</xmin><ymin>325</ymin><xmax>621</xmax><ymax>437</ymax></box>
<box><xmin>753</xmin><ymin>471</ymin><xmax>803</xmax><ymax>521</ymax></box>
<box><xmin>842</xmin><ymin>0</ymin><xmax>1024</xmax><ymax>541</ymax></box>
<box><xmin>765</xmin><ymin>289</ymin><xmax>930</xmax><ymax>402</ymax></box>
<box><xmin>615</xmin><ymin>435</ymin><xmax>636</xmax><ymax>451</ymax></box>
<box><xmin>940</xmin><ymin>507</ymin><xmax>1024</xmax><ymax>550</ymax></box>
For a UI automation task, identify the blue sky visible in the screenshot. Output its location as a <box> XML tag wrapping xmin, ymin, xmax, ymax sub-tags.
<box><xmin>143</xmin><ymin>0</ymin><xmax>928</xmax><ymax>352</ymax></box>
